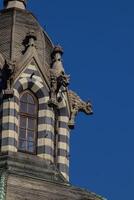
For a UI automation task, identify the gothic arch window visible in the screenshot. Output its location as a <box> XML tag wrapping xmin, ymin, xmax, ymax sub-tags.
<box><xmin>18</xmin><ymin>90</ymin><xmax>38</xmax><ymax>154</ymax></box>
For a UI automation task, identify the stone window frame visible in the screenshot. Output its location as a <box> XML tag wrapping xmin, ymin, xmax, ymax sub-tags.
<box><xmin>18</xmin><ymin>90</ymin><xmax>38</xmax><ymax>154</ymax></box>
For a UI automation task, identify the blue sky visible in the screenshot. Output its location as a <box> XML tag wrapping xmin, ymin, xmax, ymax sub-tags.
<box><xmin>1</xmin><ymin>0</ymin><xmax>134</xmax><ymax>199</ymax></box>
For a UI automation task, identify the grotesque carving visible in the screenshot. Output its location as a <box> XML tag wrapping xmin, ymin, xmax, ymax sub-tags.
<box><xmin>49</xmin><ymin>45</ymin><xmax>70</xmax><ymax>107</ymax></box>
<box><xmin>22</xmin><ymin>30</ymin><xmax>37</xmax><ymax>53</ymax></box>
<box><xmin>48</xmin><ymin>73</ymin><xmax>58</xmax><ymax>107</ymax></box>
<box><xmin>49</xmin><ymin>45</ymin><xmax>93</xmax><ymax>127</ymax></box>
<box><xmin>0</xmin><ymin>60</ymin><xmax>15</xmax><ymax>98</ymax></box>
<box><xmin>68</xmin><ymin>90</ymin><xmax>93</xmax><ymax>129</ymax></box>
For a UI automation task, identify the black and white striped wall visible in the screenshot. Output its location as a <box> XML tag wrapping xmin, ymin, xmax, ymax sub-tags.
<box><xmin>0</xmin><ymin>63</ymin><xmax>70</xmax><ymax>181</ymax></box>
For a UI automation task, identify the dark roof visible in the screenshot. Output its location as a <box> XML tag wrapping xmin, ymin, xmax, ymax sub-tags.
<box><xmin>0</xmin><ymin>7</ymin><xmax>53</xmax><ymax>66</ymax></box>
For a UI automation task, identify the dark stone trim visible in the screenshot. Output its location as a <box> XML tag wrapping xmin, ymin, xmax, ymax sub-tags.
<box><xmin>58</xmin><ymin>108</ymin><xmax>69</xmax><ymax>117</ymax></box>
<box><xmin>37</xmin><ymin>145</ymin><xmax>54</xmax><ymax>155</ymax></box>
<box><xmin>38</xmin><ymin>116</ymin><xmax>54</xmax><ymax>126</ymax></box>
<box><xmin>1</xmin><ymin>122</ymin><xmax>18</xmax><ymax>132</ymax></box>
<box><xmin>14</xmin><ymin>81</ymin><xmax>23</xmax><ymax>93</ymax></box>
<box><xmin>58</xmin><ymin>135</ymin><xmax>69</xmax><ymax>144</ymax></box>
<box><xmin>24</xmin><ymin>68</ymin><xmax>40</xmax><ymax>76</ymax></box>
<box><xmin>35</xmin><ymin>87</ymin><xmax>45</xmax><ymax>98</ymax></box>
<box><xmin>28</xmin><ymin>81</ymin><xmax>34</xmax><ymax>90</ymax></box>
<box><xmin>57</xmin><ymin>149</ymin><xmax>67</xmax><ymax>157</ymax></box>
<box><xmin>59</xmin><ymin>121</ymin><xmax>68</xmax><ymax>129</ymax></box>
<box><xmin>39</xmin><ymin>103</ymin><xmax>50</xmax><ymax>110</ymax></box>
<box><xmin>1</xmin><ymin>108</ymin><xmax>17</xmax><ymax>117</ymax></box>
<box><xmin>38</xmin><ymin>131</ymin><xmax>54</xmax><ymax>140</ymax></box>
<box><xmin>2</xmin><ymin>137</ymin><xmax>17</xmax><ymax>147</ymax></box>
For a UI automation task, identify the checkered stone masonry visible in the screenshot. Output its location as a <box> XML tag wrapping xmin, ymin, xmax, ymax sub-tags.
<box><xmin>0</xmin><ymin>64</ymin><xmax>70</xmax><ymax>181</ymax></box>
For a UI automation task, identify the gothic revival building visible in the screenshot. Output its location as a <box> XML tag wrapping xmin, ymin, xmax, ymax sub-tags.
<box><xmin>0</xmin><ymin>0</ymin><xmax>104</xmax><ymax>199</ymax></box>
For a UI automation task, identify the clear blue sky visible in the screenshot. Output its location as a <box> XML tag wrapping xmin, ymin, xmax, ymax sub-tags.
<box><xmin>1</xmin><ymin>0</ymin><xmax>134</xmax><ymax>199</ymax></box>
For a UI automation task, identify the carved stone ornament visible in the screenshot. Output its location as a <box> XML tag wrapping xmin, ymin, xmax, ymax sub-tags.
<box><xmin>48</xmin><ymin>73</ymin><xmax>58</xmax><ymax>107</ymax></box>
<box><xmin>49</xmin><ymin>46</ymin><xmax>70</xmax><ymax>107</ymax></box>
<box><xmin>0</xmin><ymin>60</ymin><xmax>15</xmax><ymax>98</ymax></box>
<box><xmin>68</xmin><ymin>90</ymin><xmax>93</xmax><ymax>129</ymax></box>
<box><xmin>51</xmin><ymin>45</ymin><xmax>64</xmax><ymax>76</ymax></box>
<box><xmin>22</xmin><ymin>30</ymin><xmax>37</xmax><ymax>54</ymax></box>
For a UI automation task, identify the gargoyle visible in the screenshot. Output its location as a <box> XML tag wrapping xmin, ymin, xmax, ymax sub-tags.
<box><xmin>68</xmin><ymin>90</ymin><xmax>93</xmax><ymax>129</ymax></box>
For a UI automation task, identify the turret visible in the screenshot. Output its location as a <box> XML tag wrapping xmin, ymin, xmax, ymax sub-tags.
<box><xmin>0</xmin><ymin>2</ymin><xmax>104</xmax><ymax>200</ymax></box>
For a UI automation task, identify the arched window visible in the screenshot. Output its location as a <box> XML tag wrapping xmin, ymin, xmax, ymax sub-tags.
<box><xmin>18</xmin><ymin>91</ymin><xmax>38</xmax><ymax>154</ymax></box>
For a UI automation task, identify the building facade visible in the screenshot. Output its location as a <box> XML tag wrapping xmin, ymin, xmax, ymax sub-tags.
<box><xmin>0</xmin><ymin>0</ymin><xmax>104</xmax><ymax>199</ymax></box>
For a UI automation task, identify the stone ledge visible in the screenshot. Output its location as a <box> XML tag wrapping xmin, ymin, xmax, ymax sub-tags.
<box><xmin>0</xmin><ymin>152</ymin><xmax>67</xmax><ymax>184</ymax></box>
<box><xmin>0</xmin><ymin>152</ymin><xmax>105</xmax><ymax>200</ymax></box>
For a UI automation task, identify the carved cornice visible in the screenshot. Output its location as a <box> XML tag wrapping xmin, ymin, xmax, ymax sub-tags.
<box><xmin>0</xmin><ymin>152</ymin><xmax>68</xmax><ymax>184</ymax></box>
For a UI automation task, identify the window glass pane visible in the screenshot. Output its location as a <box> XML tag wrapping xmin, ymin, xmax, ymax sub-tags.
<box><xmin>27</xmin><ymin>130</ymin><xmax>35</xmax><ymax>141</ymax></box>
<box><xmin>27</xmin><ymin>104</ymin><xmax>36</xmax><ymax>115</ymax></box>
<box><xmin>20</xmin><ymin>117</ymin><xmax>27</xmax><ymax>128</ymax></box>
<box><xmin>20</xmin><ymin>93</ymin><xmax>27</xmax><ymax>103</ymax></box>
<box><xmin>28</xmin><ymin>141</ymin><xmax>35</xmax><ymax>153</ymax></box>
<box><xmin>19</xmin><ymin>140</ymin><xmax>26</xmax><ymax>151</ymax></box>
<box><xmin>20</xmin><ymin>102</ymin><xmax>27</xmax><ymax>113</ymax></box>
<box><xmin>27</xmin><ymin>94</ymin><xmax>34</xmax><ymax>104</ymax></box>
<box><xmin>28</xmin><ymin>118</ymin><xmax>36</xmax><ymax>130</ymax></box>
<box><xmin>19</xmin><ymin>128</ymin><xmax>26</xmax><ymax>139</ymax></box>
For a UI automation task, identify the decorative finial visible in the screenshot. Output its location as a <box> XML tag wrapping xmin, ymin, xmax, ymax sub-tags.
<box><xmin>4</xmin><ymin>0</ymin><xmax>27</xmax><ymax>9</ymax></box>
<box><xmin>51</xmin><ymin>45</ymin><xmax>64</xmax><ymax>76</ymax></box>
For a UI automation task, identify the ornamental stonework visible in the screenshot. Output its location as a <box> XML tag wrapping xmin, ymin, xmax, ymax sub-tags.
<box><xmin>0</xmin><ymin>0</ymin><xmax>105</xmax><ymax>200</ymax></box>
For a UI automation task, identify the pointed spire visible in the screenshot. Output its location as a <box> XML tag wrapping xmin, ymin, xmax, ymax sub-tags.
<box><xmin>4</xmin><ymin>0</ymin><xmax>27</xmax><ymax>10</ymax></box>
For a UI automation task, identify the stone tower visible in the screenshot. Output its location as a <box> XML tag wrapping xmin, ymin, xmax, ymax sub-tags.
<box><xmin>0</xmin><ymin>0</ymin><xmax>104</xmax><ymax>199</ymax></box>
